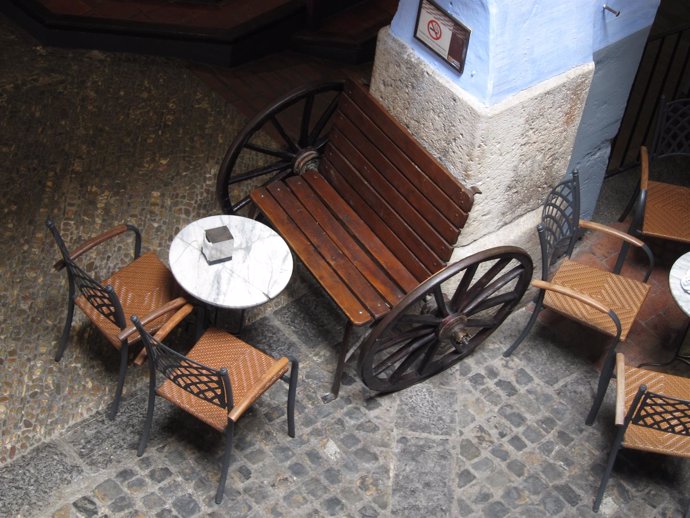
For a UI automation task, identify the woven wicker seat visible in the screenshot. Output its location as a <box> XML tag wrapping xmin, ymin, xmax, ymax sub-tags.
<box><xmin>128</xmin><ymin>302</ymin><xmax>298</xmax><ymax>505</ymax></box>
<box><xmin>47</xmin><ymin>219</ymin><xmax>187</xmax><ymax>418</ymax></box>
<box><xmin>504</xmin><ymin>173</ymin><xmax>653</xmax><ymax>423</ymax></box>
<box><xmin>590</xmin><ymin>352</ymin><xmax>690</xmax><ymax>512</ymax></box>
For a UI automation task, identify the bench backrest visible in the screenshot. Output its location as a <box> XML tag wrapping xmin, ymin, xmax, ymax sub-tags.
<box><xmin>319</xmin><ymin>80</ymin><xmax>475</xmax><ymax>282</ymax></box>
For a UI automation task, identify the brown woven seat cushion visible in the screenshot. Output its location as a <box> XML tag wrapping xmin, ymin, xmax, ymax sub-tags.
<box><xmin>620</xmin><ymin>364</ymin><xmax>690</xmax><ymax>458</ymax></box>
<box><xmin>642</xmin><ymin>181</ymin><xmax>690</xmax><ymax>244</ymax></box>
<box><xmin>544</xmin><ymin>260</ymin><xmax>650</xmax><ymax>340</ymax></box>
<box><xmin>75</xmin><ymin>252</ymin><xmax>180</xmax><ymax>348</ymax></box>
<box><xmin>156</xmin><ymin>328</ymin><xmax>289</xmax><ymax>432</ymax></box>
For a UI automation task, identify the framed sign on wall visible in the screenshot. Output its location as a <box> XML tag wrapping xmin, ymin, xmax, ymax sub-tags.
<box><xmin>414</xmin><ymin>0</ymin><xmax>471</xmax><ymax>73</ymax></box>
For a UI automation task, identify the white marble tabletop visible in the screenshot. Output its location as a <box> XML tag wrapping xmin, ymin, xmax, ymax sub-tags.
<box><xmin>169</xmin><ymin>215</ymin><xmax>293</xmax><ymax>309</ymax></box>
<box><xmin>670</xmin><ymin>251</ymin><xmax>690</xmax><ymax>317</ymax></box>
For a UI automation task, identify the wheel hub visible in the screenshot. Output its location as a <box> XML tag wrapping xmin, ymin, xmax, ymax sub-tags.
<box><xmin>437</xmin><ymin>314</ymin><xmax>471</xmax><ymax>352</ymax></box>
<box><xmin>293</xmin><ymin>149</ymin><xmax>321</xmax><ymax>175</ymax></box>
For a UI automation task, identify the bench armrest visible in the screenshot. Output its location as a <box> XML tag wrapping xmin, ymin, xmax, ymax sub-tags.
<box><xmin>54</xmin><ymin>223</ymin><xmax>142</xmax><ymax>271</ymax></box>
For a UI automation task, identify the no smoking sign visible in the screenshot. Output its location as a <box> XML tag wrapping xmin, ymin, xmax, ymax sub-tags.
<box><xmin>415</xmin><ymin>0</ymin><xmax>470</xmax><ymax>73</ymax></box>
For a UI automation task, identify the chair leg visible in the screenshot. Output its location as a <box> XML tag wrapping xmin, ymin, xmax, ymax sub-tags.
<box><xmin>55</xmin><ymin>289</ymin><xmax>75</xmax><ymax>362</ymax></box>
<box><xmin>593</xmin><ymin>426</ymin><xmax>626</xmax><ymax>512</ymax></box>
<box><xmin>503</xmin><ymin>298</ymin><xmax>543</xmax><ymax>357</ymax></box>
<box><xmin>216</xmin><ymin>421</ymin><xmax>234</xmax><ymax>504</ymax></box>
<box><xmin>109</xmin><ymin>341</ymin><xmax>129</xmax><ymax>420</ymax></box>
<box><xmin>287</xmin><ymin>359</ymin><xmax>299</xmax><ymax>438</ymax></box>
<box><xmin>586</xmin><ymin>344</ymin><xmax>618</xmax><ymax>425</ymax></box>
<box><xmin>137</xmin><ymin>379</ymin><xmax>157</xmax><ymax>456</ymax></box>
<box><xmin>617</xmin><ymin>183</ymin><xmax>639</xmax><ymax>223</ymax></box>
<box><xmin>613</xmin><ymin>242</ymin><xmax>631</xmax><ymax>275</ymax></box>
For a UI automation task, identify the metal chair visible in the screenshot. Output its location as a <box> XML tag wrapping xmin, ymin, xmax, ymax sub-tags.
<box><xmin>590</xmin><ymin>352</ymin><xmax>690</xmax><ymax>515</ymax></box>
<box><xmin>46</xmin><ymin>218</ymin><xmax>186</xmax><ymax>418</ymax></box>
<box><xmin>128</xmin><ymin>300</ymin><xmax>299</xmax><ymax>504</ymax></box>
<box><xmin>615</xmin><ymin>143</ymin><xmax>690</xmax><ymax>271</ymax></box>
<box><xmin>503</xmin><ymin>172</ymin><xmax>654</xmax><ymax>420</ymax></box>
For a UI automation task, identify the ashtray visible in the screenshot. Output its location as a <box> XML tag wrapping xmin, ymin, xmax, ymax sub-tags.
<box><xmin>681</xmin><ymin>269</ymin><xmax>690</xmax><ymax>294</ymax></box>
<box><xmin>202</xmin><ymin>225</ymin><xmax>234</xmax><ymax>265</ymax></box>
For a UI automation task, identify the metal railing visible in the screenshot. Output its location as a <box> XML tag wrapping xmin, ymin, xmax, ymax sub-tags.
<box><xmin>606</xmin><ymin>24</ymin><xmax>690</xmax><ymax>176</ymax></box>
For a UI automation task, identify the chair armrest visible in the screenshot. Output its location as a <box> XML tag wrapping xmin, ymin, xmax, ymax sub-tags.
<box><xmin>228</xmin><ymin>357</ymin><xmax>290</xmax><ymax>422</ymax></box>
<box><xmin>578</xmin><ymin>220</ymin><xmax>645</xmax><ymax>248</ymax></box>
<box><xmin>532</xmin><ymin>279</ymin><xmax>623</xmax><ymax>341</ymax></box>
<box><xmin>53</xmin><ymin>223</ymin><xmax>141</xmax><ymax>271</ymax></box>
<box><xmin>117</xmin><ymin>296</ymin><xmax>191</xmax><ymax>353</ymax></box>
<box><xmin>615</xmin><ymin>353</ymin><xmax>626</xmax><ymax>426</ymax></box>
<box><xmin>578</xmin><ymin>219</ymin><xmax>654</xmax><ymax>281</ymax></box>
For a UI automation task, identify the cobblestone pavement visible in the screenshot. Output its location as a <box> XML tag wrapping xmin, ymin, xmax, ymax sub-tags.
<box><xmin>2</xmin><ymin>10</ymin><xmax>690</xmax><ymax>518</ymax></box>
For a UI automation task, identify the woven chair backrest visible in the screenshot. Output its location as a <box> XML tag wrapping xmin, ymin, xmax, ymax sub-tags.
<box><xmin>47</xmin><ymin>221</ymin><xmax>126</xmax><ymax>329</ymax></box>
<box><xmin>538</xmin><ymin>171</ymin><xmax>581</xmax><ymax>278</ymax></box>
<box><xmin>653</xmin><ymin>96</ymin><xmax>690</xmax><ymax>159</ymax></box>
<box><xmin>632</xmin><ymin>389</ymin><xmax>690</xmax><ymax>437</ymax></box>
<box><xmin>135</xmin><ymin>319</ymin><xmax>232</xmax><ymax>410</ymax></box>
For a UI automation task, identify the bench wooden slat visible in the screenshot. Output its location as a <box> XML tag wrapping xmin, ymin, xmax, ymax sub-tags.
<box><xmin>329</xmin><ymin>123</ymin><xmax>457</xmax><ymax>253</ymax></box>
<box><xmin>251</xmin><ymin>187</ymin><xmax>376</xmax><ymax>326</ymax></box>
<box><xmin>331</xmin><ymin>112</ymin><xmax>461</xmax><ymax>244</ymax></box>
<box><xmin>286</xmin><ymin>175</ymin><xmax>408</xmax><ymax>306</ymax></box>
<box><xmin>344</xmin><ymin>80</ymin><xmax>475</xmax><ymax>212</ymax></box>
<box><xmin>301</xmin><ymin>171</ymin><xmax>420</xmax><ymax>294</ymax></box>
<box><xmin>266</xmin><ymin>182</ymin><xmax>391</xmax><ymax>321</ymax></box>
<box><xmin>323</xmin><ymin>145</ymin><xmax>448</xmax><ymax>269</ymax></box>
<box><xmin>337</xmin><ymin>95</ymin><xmax>468</xmax><ymax>230</ymax></box>
<box><xmin>319</xmin><ymin>159</ymin><xmax>434</xmax><ymax>281</ymax></box>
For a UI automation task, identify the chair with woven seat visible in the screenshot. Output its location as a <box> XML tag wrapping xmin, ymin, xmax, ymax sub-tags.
<box><xmin>615</xmin><ymin>143</ymin><xmax>690</xmax><ymax>271</ymax></box>
<box><xmin>128</xmin><ymin>300</ymin><xmax>298</xmax><ymax>504</ymax></box>
<box><xmin>589</xmin><ymin>352</ymin><xmax>690</xmax><ymax>514</ymax></box>
<box><xmin>503</xmin><ymin>172</ymin><xmax>654</xmax><ymax>420</ymax></box>
<box><xmin>46</xmin><ymin>218</ymin><xmax>187</xmax><ymax>418</ymax></box>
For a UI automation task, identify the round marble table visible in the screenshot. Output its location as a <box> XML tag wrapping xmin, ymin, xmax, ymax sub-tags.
<box><xmin>670</xmin><ymin>251</ymin><xmax>690</xmax><ymax>317</ymax></box>
<box><xmin>664</xmin><ymin>251</ymin><xmax>690</xmax><ymax>366</ymax></box>
<box><xmin>169</xmin><ymin>215</ymin><xmax>293</xmax><ymax>311</ymax></box>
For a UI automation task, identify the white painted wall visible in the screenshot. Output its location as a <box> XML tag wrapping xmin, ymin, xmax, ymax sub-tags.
<box><xmin>389</xmin><ymin>0</ymin><xmax>659</xmax><ymax>216</ymax></box>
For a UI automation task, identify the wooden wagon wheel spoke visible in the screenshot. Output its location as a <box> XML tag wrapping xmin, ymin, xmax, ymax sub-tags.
<box><xmin>454</xmin><ymin>257</ymin><xmax>512</xmax><ymax>312</ymax></box>
<box><xmin>299</xmin><ymin>94</ymin><xmax>315</xmax><ymax>147</ymax></box>
<box><xmin>309</xmin><ymin>93</ymin><xmax>341</xmax><ymax>143</ymax></box>
<box><xmin>243</xmin><ymin>142</ymin><xmax>295</xmax><ymax>161</ymax></box>
<box><xmin>216</xmin><ymin>81</ymin><xmax>344</xmax><ymax>216</ymax></box>
<box><xmin>269</xmin><ymin>116</ymin><xmax>299</xmax><ymax>152</ymax></box>
<box><xmin>359</xmin><ymin>247</ymin><xmax>533</xmax><ymax>393</ymax></box>
<box><xmin>462</xmin><ymin>265</ymin><xmax>525</xmax><ymax>314</ymax></box>
<box><xmin>389</xmin><ymin>334</ymin><xmax>436</xmax><ymax>384</ymax></box>
<box><xmin>372</xmin><ymin>333</ymin><xmax>435</xmax><ymax>376</ymax></box>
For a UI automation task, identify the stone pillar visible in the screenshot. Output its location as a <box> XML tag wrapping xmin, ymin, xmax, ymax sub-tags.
<box><xmin>369</xmin><ymin>0</ymin><xmax>658</xmax><ymax>263</ymax></box>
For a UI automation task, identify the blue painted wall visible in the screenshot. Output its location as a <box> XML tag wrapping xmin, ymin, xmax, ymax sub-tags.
<box><xmin>391</xmin><ymin>0</ymin><xmax>658</xmax><ymax>105</ymax></box>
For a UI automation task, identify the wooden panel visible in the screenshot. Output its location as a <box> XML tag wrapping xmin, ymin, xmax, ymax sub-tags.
<box><xmin>331</xmin><ymin>111</ymin><xmax>461</xmax><ymax>241</ymax></box>
<box><xmin>287</xmin><ymin>175</ymin><xmax>408</xmax><ymax>305</ymax></box>
<box><xmin>323</xmin><ymin>144</ymin><xmax>450</xmax><ymax>267</ymax></box>
<box><xmin>301</xmin><ymin>170</ymin><xmax>420</xmax><ymax>293</ymax></box>
<box><xmin>250</xmin><ymin>187</ymin><xmax>375</xmax><ymax>325</ymax></box>
<box><xmin>336</xmin><ymin>95</ymin><xmax>467</xmax><ymax>230</ymax></box>
<box><xmin>343</xmin><ymin>79</ymin><xmax>475</xmax><ymax>212</ymax></box>
<box><xmin>330</xmin><ymin>120</ymin><xmax>458</xmax><ymax>247</ymax></box>
<box><xmin>265</xmin><ymin>182</ymin><xmax>391</xmax><ymax>320</ymax></box>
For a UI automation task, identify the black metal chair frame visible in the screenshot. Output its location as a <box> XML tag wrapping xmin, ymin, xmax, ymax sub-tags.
<box><xmin>47</xmin><ymin>218</ymin><xmax>142</xmax><ymax>418</ymax></box>
<box><xmin>503</xmin><ymin>172</ymin><xmax>653</xmax><ymax>418</ymax></box>
<box><xmin>593</xmin><ymin>382</ymin><xmax>690</xmax><ymax>513</ymax></box>
<box><xmin>617</xmin><ymin>95</ymin><xmax>690</xmax><ymax>254</ymax></box>
<box><xmin>130</xmin><ymin>310</ymin><xmax>299</xmax><ymax>504</ymax></box>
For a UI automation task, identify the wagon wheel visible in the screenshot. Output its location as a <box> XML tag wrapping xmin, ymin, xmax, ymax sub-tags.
<box><xmin>359</xmin><ymin>247</ymin><xmax>533</xmax><ymax>393</ymax></box>
<box><xmin>216</xmin><ymin>80</ymin><xmax>345</xmax><ymax>215</ymax></box>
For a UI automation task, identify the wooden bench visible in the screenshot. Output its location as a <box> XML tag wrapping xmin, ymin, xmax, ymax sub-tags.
<box><xmin>250</xmin><ymin>79</ymin><xmax>477</xmax><ymax>397</ymax></box>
